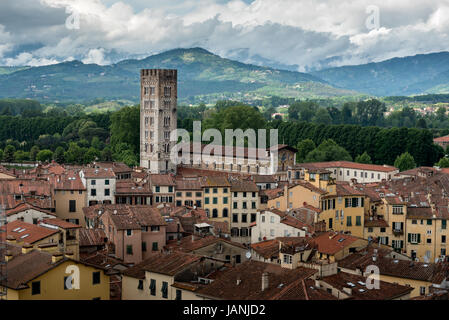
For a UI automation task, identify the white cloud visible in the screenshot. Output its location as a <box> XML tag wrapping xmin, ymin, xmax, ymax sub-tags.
<box><xmin>0</xmin><ymin>0</ymin><xmax>448</xmax><ymax>70</ymax></box>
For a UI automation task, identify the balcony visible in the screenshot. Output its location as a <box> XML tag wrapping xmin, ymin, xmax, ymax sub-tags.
<box><xmin>393</xmin><ymin>229</ymin><xmax>404</xmax><ymax>236</ymax></box>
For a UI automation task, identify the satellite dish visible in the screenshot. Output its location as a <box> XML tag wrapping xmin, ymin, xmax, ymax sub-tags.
<box><xmin>246</xmin><ymin>251</ymin><xmax>252</xmax><ymax>260</ymax></box>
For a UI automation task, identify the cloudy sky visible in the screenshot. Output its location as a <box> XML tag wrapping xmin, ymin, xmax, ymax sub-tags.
<box><xmin>0</xmin><ymin>0</ymin><xmax>448</xmax><ymax>71</ymax></box>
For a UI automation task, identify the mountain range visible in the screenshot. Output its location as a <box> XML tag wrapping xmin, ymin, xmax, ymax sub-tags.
<box><xmin>1</xmin><ymin>48</ymin><xmax>449</xmax><ymax>104</ymax></box>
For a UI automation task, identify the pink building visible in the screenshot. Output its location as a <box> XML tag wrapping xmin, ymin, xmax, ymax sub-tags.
<box><xmin>101</xmin><ymin>205</ymin><xmax>167</xmax><ymax>264</ymax></box>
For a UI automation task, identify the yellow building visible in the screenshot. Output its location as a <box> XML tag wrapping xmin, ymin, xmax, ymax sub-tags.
<box><xmin>319</xmin><ymin>182</ymin><xmax>367</xmax><ymax>238</ymax></box>
<box><xmin>1</xmin><ymin>245</ymin><xmax>110</xmax><ymax>300</ymax></box>
<box><xmin>338</xmin><ymin>245</ymin><xmax>448</xmax><ymax>298</ymax></box>
<box><xmin>122</xmin><ymin>252</ymin><xmax>224</xmax><ymax>300</ymax></box>
<box><xmin>52</xmin><ymin>171</ymin><xmax>87</xmax><ymax>227</ymax></box>
<box><xmin>201</xmin><ymin>176</ymin><xmax>231</xmax><ymax>224</ymax></box>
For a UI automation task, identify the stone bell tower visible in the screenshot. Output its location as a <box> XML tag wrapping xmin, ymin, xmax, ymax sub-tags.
<box><xmin>140</xmin><ymin>69</ymin><xmax>177</xmax><ymax>174</ymax></box>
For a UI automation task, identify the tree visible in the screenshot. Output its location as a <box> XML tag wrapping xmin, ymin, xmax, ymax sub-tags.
<box><xmin>296</xmin><ymin>139</ymin><xmax>316</xmax><ymax>163</ymax></box>
<box><xmin>313</xmin><ymin>108</ymin><xmax>332</xmax><ymax>124</ymax></box>
<box><xmin>354</xmin><ymin>99</ymin><xmax>386</xmax><ymax>126</ymax></box>
<box><xmin>394</xmin><ymin>152</ymin><xmax>416</xmax><ymax>172</ymax></box>
<box><xmin>3</xmin><ymin>145</ymin><xmax>16</xmax><ymax>163</ymax></box>
<box><xmin>436</xmin><ymin>157</ymin><xmax>449</xmax><ymax>168</ymax></box>
<box><xmin>14</xmin><ymin>150</ymin><xmax>30</xmax><ymax>161</ymax></box>
<box><xmin>110</xmin><ymin>106</ymin><xmax>140</xmax><ymax>153</ymax></box>
<box><xmin>305</xmin><ymin>139</ymin><xmax>352</xmax><ymax>162</ymax></box>
<box><xmin>64</xmin><ymin>143</ymin><xmax>85</xmax><ymax>164</ymax></box>
<box><xmin>101</xmin><ymin>147</ymin><xmax>113</xmax><ymax>162</ymax></box>
<box><xmin>53</xmin><ymin>146</ymin><xmax>65</xmax><ymax>164</ymax></box>
<box><xmin>0</xmin><ymin>148</ymin><xmax>3</xmax><ymax>161</ymax></box>
<box><xmin>355</xmin><ymin>152</ymin><xmax>372</xmax><ymax>164</ymax></box>
<box><xmin>84</xmin><ymin>147</ymin><xmax>100</xmax><ymax>164</ymax></box>
<box><xmin>30</xmin><ymin>146</ymin><xmax>40</xmax><ymax>161</ymax></box>
<box><xmin>36</xmin><ymin>149</ymin><xmax>53</xmax><ymax>162</ymax></box>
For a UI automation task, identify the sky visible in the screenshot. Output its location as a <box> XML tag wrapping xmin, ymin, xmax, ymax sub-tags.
<box><xmin>0</xmin><ymin>0</ymin><xmax>448</xmax><ymax>71</ymax></box>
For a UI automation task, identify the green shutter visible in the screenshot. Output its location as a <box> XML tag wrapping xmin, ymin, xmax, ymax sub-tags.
<box><xmin>417</xmin><ymin>234</ymin><xmax>421</xmax><ymax>243</ymax></box>
<box><xmin>408</xmin><ymin>233</ymin><xmax>411</xmax><ymax>243</ymax></box>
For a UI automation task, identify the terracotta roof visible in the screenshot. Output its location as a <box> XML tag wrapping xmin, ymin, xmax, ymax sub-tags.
<box><xmin>434</xmin><ymin>135</ymin><xmax>449</xmax><ymax>142</ymax></box>
<box><xmin>263</xmin><ymin>209</ymin><xmax>312</xmax><ymax>232</ymax></box>
<box><xmin>82</xmin><ymin>168</ymin><xmax>116</xmax><ymax>179</ymax></box>
<box><xmin>321</xmin><ymin>272</ymin><xmax>413</xmax><ymax>300</ymax></box>
<box><xmin>5</xmin><ymin>202</ymin><xmax>55</xmax><ymax>217</ymax></box>
<box><xmin>196</xmin><ymin>260</ymin><xmax>319</xmax><ymax>300</ymax></box>
<box><xmin>122</xmin><ymin>252</ymin><xmax>202</xmax><ymax>277</ymax></box>
<box><xmin>230</xmin><ymin>179</ymin><xmax>259</xmax><ymax>192</ymax></box>
<box><xmin>41</xmin><ymin>218</ymin><xmax>81</xmax><ymax>229</ymax></box>
<box><xmin>150</xmin><ymin>174</ymin><xmax>176</xmax><ymax>186</ymax></box>
<box><xmin>294</xmin><ymin>180</ymin><xmax>328</xmax><ymax>195</ymax></box>
<box><xmin>201</xmin><ymin>175</ymin><xmax>231</xmax><ymax>187</ymax></box>
<box><xmin>251</xmin><ymin>239</ymin><xmax>279</xmax><ymax>259</ymax></box>
<box><xmin>2</xmin><ymin>220</ymin><xmax>59</xmax><ymax>244</ymax></box>
<box><xmin>175</xmin><ymin>178</ymin><xmax>202</xmax><ymax>190</ymax></box>
<box><xmin>115</xmin><ymin>180</ymin><xmax>152</xmax><ymax>195</ymax></box>
<box><xmin>165</xmin><ymin>235</ymin><xmax>246</xmax><ymax>252</ymax></box>
<box><xmin>312</xmin><ymin>231</ymin><xmax>362</xmax><ymax>255</ymax></box>
<box><xmin>297</xmin><ymin>161</ymin><xmax>398</xmax><ymax>173</ymax></box>
<box><xmin>338</xmin><ymin>248</ymin><xmax>449</xmax><ymax>283</ymax></box>
<box><xmin>105</xmin><ymin>205</ymin><xmax>167</xmax><ymax>230</ymax></box>
<box><xmin>364</xmin><ymin>218</ymin><xmax>389</xmax><ymax>228</ymax></box>
<box><xmin>93</xmin><ymin>162</ymin><xmax>132</xmax><ymax>173</ymax></box>
<box><xmin>79</xmin><ymin>228</ymin><xmax>107</xmax><ymax>247</ymax></box>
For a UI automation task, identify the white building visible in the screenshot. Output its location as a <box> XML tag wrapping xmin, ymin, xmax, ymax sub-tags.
<box><xmin>80</xmin><ymin>168</ymin><xmax>116</xmax><ymax>207</ymax></box>
<box><xmin>250</xmin><ymin>209</ymin><xmax>309</xmax><ymax>244</ymax></box>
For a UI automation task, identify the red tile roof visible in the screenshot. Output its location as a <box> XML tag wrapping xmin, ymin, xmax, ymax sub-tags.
<box><xmin>312</xmin><ymin>231</ymin><xmax>362</xmax><ymax>255</ymax></box>
<box><xmin>297</xmin><ymin>161</ymin><xmax>398</xmax><ymax>173</ymax></box>
<box><xmin>2</xmin><ymin>220</ymin><xmax>59</xmax><ymax>244</ymax></box>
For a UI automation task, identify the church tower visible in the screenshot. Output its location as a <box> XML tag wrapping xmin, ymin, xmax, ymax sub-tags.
<box><xmin>140</xmin><ymin>69</ymin><xmax>178</xmax><ymax>174</ymax></box>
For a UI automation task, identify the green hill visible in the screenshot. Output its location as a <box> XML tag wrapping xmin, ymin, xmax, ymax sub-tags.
<box><xmin>0</xmin><ymin>48</ymin><xmax>357</xmax><ymax>104</ymax></box>
<box><xmin>313</xmin><ymin>51</ymin><xmax>449</xmax><ymax>96</ymax></box>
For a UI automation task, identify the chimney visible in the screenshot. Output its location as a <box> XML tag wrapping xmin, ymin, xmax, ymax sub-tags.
<box><xmin>261</xmin><ymin>272</ymin><xmax>269</xmax><ymax>291</ymax></box>
<box><xmin>22</xmin><ymin>244</ymin><xmax>33</xmax><ymax>254</ymax></box>
<box><xmin>6</xmin><ymin>235</ymin><xmax>16</xmax><ymax>244</ymax></box>
<box><xmin>52</xmin><ymin>252</ymin><xmax>64</xmax><ymax>263</ymax></box>
<box><xmin>5</xmin><ymin>250</ymin><xmax>13</xmax><ymax>262</ymax></box>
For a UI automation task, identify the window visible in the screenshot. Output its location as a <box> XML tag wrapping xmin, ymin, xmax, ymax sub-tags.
<box><xmin>161</xmin><ymin>281</ymin><xmax>168</xmax><ymax>298</ymax></box>
<box><xmin>233</xmin><ymin>202</ymin><xmax>238</xmax><ymax>209</ymax></box>
<box><xmin>150</xmin><ymin>279</ymin><xmax>156</xmax><ymax>296</ymax></box>
<box><xmin>150</xmin><ymin>86</ymin><xmax>155</xmax><ymax>95</ymax></box>
<box><xmin>241</xmin><ymin>214</ymin><xmax>247</xmax><ymax>223</ymax></box>
<box><xmin>283</xmin><ymin>254</ymin><xmax>292</xmax><ymax>264</ymax></box>
<box><xmin>212</xmin><ymin>209</ymin><xmax>218</xmax><ymax>218</ymax></box>
<box><xmin>104</xmin><ymin>189</ymin><xmax>110</xmax><ymax>196</ymax></box>
<box><xmin>31</xmin><ymin>281</ymin><xmax>41</xmax><ymax>295</ymax></box>
<box><xmin>126</xmin><ymin>245</ymin><xmax>133</xmax><ymax>255</ymax></box>
<box><xmin>168</xmin><ymin>186</ymin><xmax>173</xmax><ymax>193</ymax></box>
<box><xmin>164</xmin><ymin>86</ymin><xmax>171</xmax><ymax>97</ymax></box>
<box><xmin>205</xmin><ymin>188</ymin><xmax>210</xmax><ymax>194</ymax></box>
<box><xmin>223</xmin><ymin>188</ymin><xmax>228</xmax><ymax>193</ymax></box>
<box><xmin>356</xmin><ymin>216</ymin><xmax>361</xmax><ymax>226</ymax></box>
<box><xmin>142</xmin><ymin>242</ymin><xmax>147</xmax><ymax>252</ymax></box>
<box><xmin>223</xmin><ymin>208</ymin><xmax>228</xmax><ymax>218</ymax></box>
<box><xmin>195</xmin><ymin>192</ymin><xmax>202</xmax><ymax>197</ymax></box>
<box><xmin>368</xmin><ymin>227</ymin><xmax>373</xmax><ymax>233</ymax></box>
<box><xmin>251</xmin><ymin>214</ymin><xmax>256</xmax><ymax>223</ymax></box>
<box><xmin>152</xmin><ymin>242</ymin><xmax>158</xmax><ymax>251</ymax></box>
<box><xmin>155</xmin><ymin>186</ymin><xmax>160</xmax><ymax>193</ymax></box>
<box><xmin>223</xmin><ymin>197</ymin><xmax>228</xmax><ymax>204</ymax></box>
<box><xmin>138</xmin><ymin>280</ymin><xmax>144</xmax><ymax>290</ymax></box>
<box><xmin>233</xmin><ymin>214</ymin><xmax>238</xmax><ymax>223</ymax></box>
<box><xmin>151</xmin><ymin>226</ymin><xmax>160</xmax><ymax>232</ymax></box>
<box><xmin>91</xmin><ymin>189</ymin><xmax>97</xmax><ymax>196</ymax></box>
<box><xmin>242</xmin><ymin>202</ymin><xmax>247</xmax><ymax>209</ymax></box>
<box><xmin>252</xmin><ymin>202</ymin><xmax>256</xmax><ymax>209</ymax></box>
<box><xmin>205</xmin><ymin>197</ymin><xmax>209</xmax><ymax>205</ymax></box>
<box><xmin>443</xmin><ymin>235</ymin><xmax>447</xmax><ymax>244</ymax></box>
<box><xmin>176</xmin><ymin>192</ymin><xmax>182</xmax><ymax>197</ymax></box>
<box><xmin>262</xmin><ymin>216</ymin><xmax>265</xmax><ymax>223</ymax></box>
<box><xmin>91</xmin><ymin>180</ymin><xmax>96</xmax><ymax>185</ymax></box>
<box><xmin>270</xmin><ymin>216</ymin><xmax>275</xmax><ymax>223</ymax></box>
<box><xmin>92</xmin><ymin>271</ymin><xmax>101</xmax><ymax>285</ymax></box>
<box><xmin>408</xmin><ymin>233</ymin><xmax>421</xmax><ymax>244</ymax></box>
<box><xmin>427</xmin><ymin>219</ymin><xmax>432</xmax><ymax>225</ymax></box>
<box><xmin>420</xmin><ymin>286</ymin><xmax>426</xmax><ymax>296</ymax></box>
<box><xmin>270</xmin><ymin>229</ymin><xmax>274</xmax><ymax>237</ymax></box>
<box><xmin>380</xmin><ymin>227</ymin><xmax>386</xmax><ymax>233</ymax></box>
<box><xmin>347</xmin><ymin>216</ymin><xmax>352</xmax><ymax>227</ymax></box>
<box><xmin>126</xmin><ymin>229</ymin><xmax>132</xmax><ymax>236</ymax></box>
<box><xmin>176</xmin><ymin>289</ymin><xmax>182</xmax><ymax>300</ymax></box>
<box><xmin>105</xmin><ymin>179</ymin><xmax>109</xmax><ymax>185</ymax></box>
<box><xmin>412</xmin><ymin>220</ymin><xmax>417</xmax><ymax>224</ymax></box>
<box><xmin>69</xmin><ymin>200</ymin><xmax>76</xmax><ymax>213</ymax></box>
<box><xmin>443</xmin><ymin>220</ymin><xmax>447</xmax><ymax>230</ymax></box>
<box><xmin>213</xmin><ymin>197</ymin><xmax>218</xmax><ymax>204</ymax></box>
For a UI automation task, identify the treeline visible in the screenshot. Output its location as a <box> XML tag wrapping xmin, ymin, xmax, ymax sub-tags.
<box><xmin>272</xmin><ymin>121</ymin><xmax>443</xmax><ymax>167</ymax></box>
